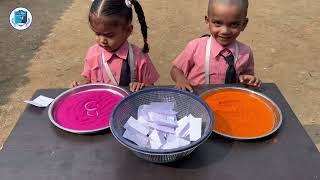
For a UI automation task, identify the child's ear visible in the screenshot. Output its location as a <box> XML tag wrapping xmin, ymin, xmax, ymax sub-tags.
<box><xmin>205</xmin><ymin>16</ymin><xmax>209</xmax><ymax>24</ymax></box>
<box><xmin>127</xmin><ymin>24</ymin><xmax>133</xmax><ymax>36</ymax></box>
<box><xmin>241</xmin><ymin>18</ymin><xmax>249</xmax><ymax>31</ymax></box>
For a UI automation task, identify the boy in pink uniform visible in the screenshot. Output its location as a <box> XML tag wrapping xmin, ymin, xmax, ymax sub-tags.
<box><xmin>72</xmin><ymin>0</ymin><xmax>159</xmax><ymax>92</ymax></box>
<box><xmin>171</xmin><ymin>0</ymin><xmax>261</xmax><ymax>92</ymax></box>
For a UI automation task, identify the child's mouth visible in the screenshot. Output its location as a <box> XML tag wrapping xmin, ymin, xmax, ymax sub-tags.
<box><xmin>218</xmin><ymin>36</ymin><xmax>232</xmax><ymax>40</ymax></box>
<box><xmin>101</xmin><ymin>45</ymin><xmax>111</xmax><ymax>50</ymax></box>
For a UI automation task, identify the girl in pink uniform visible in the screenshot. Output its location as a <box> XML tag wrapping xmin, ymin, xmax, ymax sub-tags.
<box><xmin>72</xmin><ymin>0</ymin><xmax>159</xmax><ymax>92</ymax></box>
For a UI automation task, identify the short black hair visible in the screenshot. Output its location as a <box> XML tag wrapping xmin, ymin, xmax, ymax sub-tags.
<box><xmin>208</xmin><ymin>0</ymin><xmax>249</xmax><ymax>16</ymax></box>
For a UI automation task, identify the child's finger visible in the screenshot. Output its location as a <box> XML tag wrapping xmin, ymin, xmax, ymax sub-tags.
<box><xmin>129</xmin><ymin>83</ymin><xmax>135</xmax><ymax>92</ymax></box>
<box><xmin>250</xmin><ymin>78</ymin><xmax>261</xmax><ymax>88</ymax></box>
<box><xmin>134</xmin><ymin>83</ymin><xmax>142</xmax><ymax>92</ymax></box>
<box><xmin>255</xmin><ymin>79</ymin><xmax>262</xmax><ymax>87</ymax></box>
<box><xmin>70</xmin><ymin>81</ymin><xmax>78</xmax><ymax>88</ymax></box>
<box><xmin>248</xmin><ymin>76</ymin><xmax>256</xmax><ymax>84</ymax></box>
<box><xmin>139</xmin><ymin>83</ymin><xmax>145</xmax><ymax>90</ymax></box>
<box><xmin>239</xmin><ymin>75</ymin><xmax>244</xmax><ymax>83</ymax></box>
<box><xmin>240</xmin><ymin>75</ymin><xmax>252</xmax><ymax>83</ymax></box>
<box><xmin>185</xmin><ymin>84</ymin><xmax>194</xmax><ymax>92</ymax></box>
<box><xmin>175</xmin><ymin>83</ymin><xmax>185</xmax><ymax>91</ymax></box>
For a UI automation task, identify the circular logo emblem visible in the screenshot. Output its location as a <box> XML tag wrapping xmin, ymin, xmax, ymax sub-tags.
<box><xmin>9</xmin><ymin>7</ymin><xmax>32</xmax><ymax>30</ymax></box>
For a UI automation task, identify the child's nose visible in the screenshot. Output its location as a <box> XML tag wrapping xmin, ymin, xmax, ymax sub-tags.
<box><xmin>101</xmin><ymin>37</ymin><xmax>108</xmax><ymax>44</ymax></box>
<box><xmin>221</xmin><ymin>26</ymin><xmax>231</xmax><ymax>34</ymax></box>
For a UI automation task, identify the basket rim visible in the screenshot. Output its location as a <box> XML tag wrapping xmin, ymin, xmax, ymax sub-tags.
<box><xmin>110</xmin><ymin>87</ymin><xmax>214</xmax><ymax>154</ymax></box>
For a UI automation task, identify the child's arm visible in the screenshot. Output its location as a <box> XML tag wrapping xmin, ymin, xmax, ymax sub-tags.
<box><xmin>170</xmin><ymin>66</ymin><xmax>193</xmax><ymax>92</ymax></box>
<box><xmin>170</xmin><ymin>39</ymin><xmax>199</xmax><ymax>93</ymax></box>
<box><xmin>71</xmin><ymin>51</ymin><xmax>92</xmax><ymax>87</ymax></box>
<box><xmin>132</xmin><ymin>50</ymin><xmax>159</xmax><ymax>92</ymax></box>
<box><xmin>238</xmin><ymin>51</ymin><xmax>261</xmax><ymax>88</ymax></box>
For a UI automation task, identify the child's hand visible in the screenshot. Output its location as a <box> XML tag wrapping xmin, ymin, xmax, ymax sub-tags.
<box><xmin>239</xmin><ymin>75</ymin><xmax>261</xmax><ymax>88</ymax></box>
<box><xmin>70</xmin><ymin>81</ymin><xmax>80</xmax><ymax>88</ymax></box>
<box><xmin>175</xmin><ymin>79</ymin><xmax>193</xmax><ymax>92</ymax></box>
<box><xmin>129</xmin><ymin>82</ymin><xmax>145</xmax><ymax>92</ymax></box>
<box><xmin>171</xmin><ymin>66</ymin><xmax>194</xmax><ymax>92</ymax></box>
<box><xmin>70</xmin><ymin>78</ymin><xmax>91</xmax><ymax>88</ymax></box>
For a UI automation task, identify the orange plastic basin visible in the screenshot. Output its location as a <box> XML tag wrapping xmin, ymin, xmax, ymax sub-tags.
<box><xmin>201</xmin><ymin>88</ymin><xmax>282</xmax><ymax>139</ymax></box>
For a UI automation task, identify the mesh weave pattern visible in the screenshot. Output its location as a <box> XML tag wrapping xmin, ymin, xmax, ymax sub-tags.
<box><xmin>110</xmin><ymin>88</ymin><xmax>214</xmax><ymax>163</ymax></box>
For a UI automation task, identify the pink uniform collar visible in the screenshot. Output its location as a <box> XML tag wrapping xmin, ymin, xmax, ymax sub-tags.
<box><xmin>210</xmin><ymin>37</ymin><xmax>237</xmax><ymax>60</ymax></box>
<box><xmin>101</xmin><ymin>41</ymin><xmax>129</xmax><ymax>62</ymax></box>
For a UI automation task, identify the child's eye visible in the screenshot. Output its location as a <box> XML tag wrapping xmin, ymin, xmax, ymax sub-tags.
<box><xmin>105</xmin><ymin>34</ymin><xmax>114</xmax><ymax>38</ymax></box>
<box><xmin>95</xmin><ymin>32</ymin><xmax>114</xmax><ymax>38</ymax></box>
<box><xmin>212</xmin><ymin>21</ymin><xmax>222</xmax><ymax>27</ymax></box>
<box><xmin>231</xmin><ymin>22</ymin><xmax>241</xmax><ymax>28</ymax></box>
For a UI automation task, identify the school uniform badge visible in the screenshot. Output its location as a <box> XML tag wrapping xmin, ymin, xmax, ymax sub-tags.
<box><xmin>9</xmin><ymin>7</ymin><xmax>32</xmax><ymax>30</ymax></box>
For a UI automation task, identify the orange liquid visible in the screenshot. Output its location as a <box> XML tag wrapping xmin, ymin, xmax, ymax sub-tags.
<box><xmin>202</xmin><ymin>90</ymin><xmax>275</xmax><ymax>138</ymax></box>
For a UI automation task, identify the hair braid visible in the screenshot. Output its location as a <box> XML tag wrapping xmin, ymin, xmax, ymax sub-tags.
<box><xmin>132</xmin><ymin>0</ymin><xmax>149</xmax><ymax>53</ymax></box>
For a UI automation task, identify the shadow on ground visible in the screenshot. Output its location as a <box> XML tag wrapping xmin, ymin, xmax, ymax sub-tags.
<box><xmin>0</xmin><ymin>0</ymin><xmax>74</xmax><ymax>109</ymax></box>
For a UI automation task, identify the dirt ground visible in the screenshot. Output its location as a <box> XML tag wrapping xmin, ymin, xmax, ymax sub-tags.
<box><xmin>0</xmin><ymin>0</ymin><xmax>319</xmax><ymax>150</ymax></box>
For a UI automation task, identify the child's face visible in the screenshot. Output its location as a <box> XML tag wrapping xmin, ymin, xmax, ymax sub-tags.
<box><xmin>91</xmin><ymin>17</ymin><xmax>133</xmax><ymax>52</ymax></box>
<box><xmin>205</xmin><ymin>3</ymin><xmax>248</xmax><ymax>46</ymax></box>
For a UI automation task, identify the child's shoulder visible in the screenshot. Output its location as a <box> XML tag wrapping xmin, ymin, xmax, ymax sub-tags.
<box><xmin>87</xmin><ymin>44</ymin><xmax>101</xmax><ymax>54</ymax></box>
<box><xmin>130</xmin><ymin>43</ymin><xmax>144</xmax><ymax>53</ymax></box>
<box><xmin>180</xmin><ymin>36</ymin><xmax>209</xmax><ymax>53</ymax></box>
<box><xmin>187</xmin><ymin>36</ymin><xmax>209</xmax><ymax>47</ymax></box>
<box><xmin>130</xmin><ymin>43</ymin><xmax>151</xmax><ymax>60</ymax></box>
<box><xmin>86</xmin><ymin>44</ymin><xmax>101</xmax><ymax>59</ymax></box>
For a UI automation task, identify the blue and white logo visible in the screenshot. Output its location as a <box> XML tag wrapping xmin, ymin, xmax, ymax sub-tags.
<box><xmin>10</xmin><ymin>7</ymin><xmax>32</xmax><ymax>30</ymax></box>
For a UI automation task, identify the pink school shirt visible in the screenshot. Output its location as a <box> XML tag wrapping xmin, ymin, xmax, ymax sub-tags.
<box><xmin>82</xmin><ymin>41</ymin><xmax>159</xmax><ymax>84</ymax></box>
<box><xmin>173</xmin><ymin>37</ymin><xmax>255</xmax><ymax>86</ymax></box>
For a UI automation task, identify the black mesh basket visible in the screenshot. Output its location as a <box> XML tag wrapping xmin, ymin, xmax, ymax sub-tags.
<box><xmin>110</xmin><ymin>87</ymin><xmax>214</xmax><ymax>163</ymax></box>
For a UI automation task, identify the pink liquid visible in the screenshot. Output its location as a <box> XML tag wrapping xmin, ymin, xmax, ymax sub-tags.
<box><xmin>54</xmin><ymin>91</ymin><xmax>123</xmax><ymax>131</ymax></box>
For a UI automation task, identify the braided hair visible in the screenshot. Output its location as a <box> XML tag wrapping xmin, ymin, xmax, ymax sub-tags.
<box><xmin>89</xmin><ymin>0</ymin><xmax>149</xmax><ymax>53</ymax></box>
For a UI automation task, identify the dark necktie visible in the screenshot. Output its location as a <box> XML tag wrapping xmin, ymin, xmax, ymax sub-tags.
<box><xmin>220</xmin><ymin>49</ymin><xmax>237</xmax><ymax>84</ymax></box>
<box><xmin>118</xmin><ymin>55</ymin><xmax>131</xmax><ymax>86</ymax></box>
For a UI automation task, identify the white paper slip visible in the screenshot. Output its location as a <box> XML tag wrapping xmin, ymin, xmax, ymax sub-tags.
<box><xmin>125</xmin><ymin>116</ymin><xmax>150</xmax><ymax>136</ymax></box>
<box><xmin>178</xmin><ymin>138</ymin><xmax>190</xmax><ymax>147</ymax></box>
<box><xmin>137</xmin><ymin>105</ymin><xmax>150</xmax><ymax>121</ymax></box>
<box><xmin>189</xmin><ymin>117</ymin><xmax>202</xmax><ymax>141</ymax></box>
<box><xmin>181</xmin><ymin>129</ymin><xmax>190</xmax><ymax>138</ymax></box>
<box><xmin>150</xmin><ymin>139</ymin><xmax>163</xmax><ymax>149</ymax></box>
<box><xmin>149</xmin><ymin>130</ymin><xmax>166</xmax><ymax>144</ymax></box>
<box><xmin>123</xmin><ymin>129</ymin><xmax>149</xmax><ymax>147</ymax></box>
<box><xmin>148</xmin><ymin>102</ymin><xmax>178</xmax><ymax>115</ymax></box>
<box><xmin>24</xmin><ymin>95</ymin><xmax>54</xmax><ymax>107</ymax></box>
<box><xmin>149</xmin><ymin>112</ymin><xmax>178</xmax><ymax>128</ymax></box>
<box><xmin>162</xmin><ymin>135</ymin><xmax>180</xmax><ymax>149</ymax></box>
<box><xmin>150</xmin><ymin>124</ymin><xmax>175</xmax><ymax>134</ymax></box>
<box><xmin>175</xmin><ymin>116</ymin><xmax>190</xmax><ymax>137</ymax></box>
<box><xmin>166</xmin><ymin>134</ymin><xmax>179</xmax><ymax>142</ymax></box>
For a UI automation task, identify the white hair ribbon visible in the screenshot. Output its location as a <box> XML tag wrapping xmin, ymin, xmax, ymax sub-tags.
<box><xmin>125</xmin><ymin>0</ymin><xmax>132</xmax><ymax>8</ymax></box>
